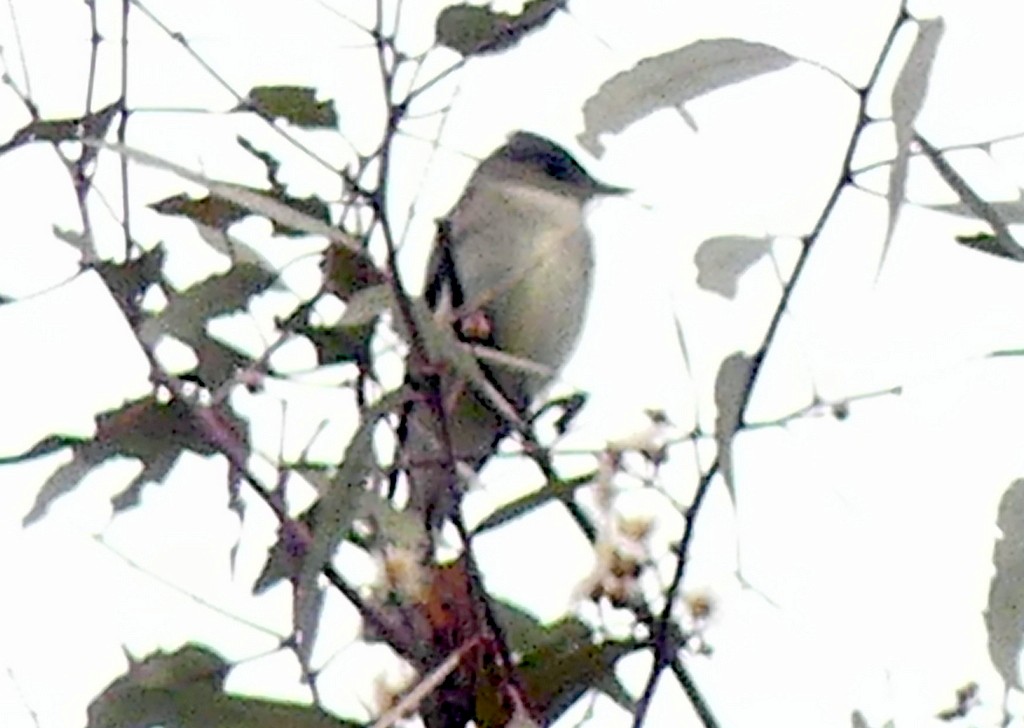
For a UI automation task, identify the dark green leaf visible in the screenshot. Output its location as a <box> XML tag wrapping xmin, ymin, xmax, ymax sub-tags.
<box><xmin>87</xmin><ymin>644</ymin><xmax>359</xmax><ymax>728</ymax></box>
<box><xmin>956</xmin><ymin>232</ymin><xmax>1023</xmax><ymax>261</ymax></box>
<box><xmin>94</xmin><ymin>246</ymin><xmax>166</xmax><ymax>325</ymax></box>
<box><xmin>435</xmin><ymin>0</ymin><xmax>562</xmax><ymax>56</ymax></box>
<box><xmin>237</xmin><ymin>86</ymin><xmax>338</xmax><ymax>129</ymax></box>
<box><xmin>23</xmin><ymin>397</ymin><xmax>246</xmax><ymax>524</ymax></box>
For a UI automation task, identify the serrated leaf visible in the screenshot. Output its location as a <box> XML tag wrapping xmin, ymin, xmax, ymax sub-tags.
<box><xmin>579</xmin><ymin>39</ymin><xmax>795</xmax><ymax>153</ymax></box>
<box><xmin>986</xmin><ymin>478</ymin><xmax>1024</xmax><ymax>690</ymax></box>
<box><xmin>87</xmin><ymin>644</ymin><xmax>359</xmax><ymax>728</ymax></box>
<box><xmin>23</xmin><ymin>397</ymin><xmax>245</xmax><ymax>524</ymax></box>
<box><xmin>879</xmin><ymin>18</ymin><xmax>945</xmax><ymax>276</ymax></box>
<box><xmin>435</xmin><ymin>0</ymin><xmax>562</xmax><ymax>57</ymax></box>
<box><xmin>693</xmin><ymin>235</ymin><xmax>773</xmax><ymax>299</ymax></box>
<box><xmin>237</xmin><ymin>86</ymin><xmax>338</xmax><ymax>129</ymax></box>
<box><xmin>714</xmin><ymin>352</ymin><xmax>753</xmax><ymax>507</ymax></box>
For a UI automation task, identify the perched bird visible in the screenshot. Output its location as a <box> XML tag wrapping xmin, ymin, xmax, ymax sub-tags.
<box><xmin>401</xmin><ymin>131</ymin><xmax>627</xmax><ymax>533</ymax></box>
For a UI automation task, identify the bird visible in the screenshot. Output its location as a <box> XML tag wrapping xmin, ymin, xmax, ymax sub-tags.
<box><xmin>400</xmin><ymin>131</ymin><xmax>627</xmax><ymax>536</ymax></box>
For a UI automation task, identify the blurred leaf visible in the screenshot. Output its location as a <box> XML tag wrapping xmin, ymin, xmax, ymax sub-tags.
<box><xmin>930</xmin><ymin>197</ymin><xmax>1024</xmax><ymax>224</ymax></box>
<box><xmin>235</xmin><ymin>85</ymin><xmax>338</xmax><ymax>129</ymax></box>
<box><xmin>254</xmin><ymin>506</ymin><xmax>315</xmax><ymax>595</ymax></box>
<box><xmin>94</xmin><ymin>246</ymin><xmax>166</xmax><ymax>326</ymax></box>
<box><xmin>0</xmin><ymin>101</ymin><xmax>119</xmax><ymax>155</ymax></box>
<box><xmin>472</xmin><ymin>473</ymin><xmax>594</xmax><ymax>536</ymax></box>
<box><xmin>96</xmin><ymin>141</ymin><xmax>360</xmax><ymax>252</ymax></box>
<box><xmin>693</xmin><ymin>235</ymin><xmax>773</xmax><ymax>299</ymax></box>
<box><xmin>23</xmin><ymin>397</ymin><xmax>246</xmax><ymax>524</ymax></box>
<box><xmin>435</xmin><ymin>0</ymin><xmax>562</xmax><ymax>57</ymax></box>
<box><xmin>87</xmin><ymin>644</ymin><xmax>358</xmax><ymax>728</ymax></box>
<box><xmin>714</xmin><ymin>352</ymin><xmax>753</xmax><ymax>507</ymax></box>
<box><xmin>152</xmin><ymin>188</ymin><xmax>330</xmax><ymax>240</ymax></box>
<box><xmin>879</xmin><ymin>18</ymin><xmax>944</xmax><ymax>275</ymax></box>
<box><xmin>138</xmin><ymin>263</ymin><xmax>275</xmax><ymax>388</ymax></box>
<box><xmin>990</xmin><ymin>348</ymin><xmax>1024</xmax><ymax>358</ymax></box>
<box><xmin>515</xmin><ymin>617</ymin><xmax>636</xmax><ymax>722</ymax></box>
<box><xmin>152</xmin><ymin>193</ymin><xmax>250</xmax><ymax>229</ymax></box>
<box><xmin>579</xmin><ymin>39</ymin><xmax>795</xmax><ymax>154</ymax></box>
<box><xmin>294</xmin><ymin>419</ymin><xmax>375</xmax><ymax>666</ymax></box>
<box><xmin>338</xmin><ymin>284</ymin><xmax>393</xmax><ymax>327</ymax></box>
<box><xmin>986</xmin><ymin>478</ymin><xmax>1024</xmax><ymax>690</ymax></box>
<box><xmin>299</xmin><ymin>322</ymin><xmax>375</xmax><ymax>367</ymax></box>
<box><xmin>916</xmin><ymin>136</ymin><xmax>1024</xmax><ymax>262</ymax></box>
<box><xmin>321</xmin><ymin>242</ymin><xmax>385</xmax><ymax>301</ymax></box>
<box><xmin>956</xmin><ymin>231</ymin><xmax>1023</xmax><ymax>261</ymax></box>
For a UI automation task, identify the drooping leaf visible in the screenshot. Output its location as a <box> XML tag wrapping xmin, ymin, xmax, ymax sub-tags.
<box><xmin>579</xmin><ymin>39</ymin><xmax>795</xmax><ymax>154</ymax></box>
<box><xmin>714</xmin><ymin>352</ymin><xmax>754</xmax><ymax>507</ymax></box>
<box><xmin>471</xmin><ymin>473</ymin><xmax>595</xmax><ymax>536</ymax></box>
<box><xmin>986</xmin><ymin>478</ymin><xmax>1024</xmax><ymax>690</ymax></box>
<box><xmin>86</xmin><ymin>644</ymin><xmax>359</xmax><ymax>728</ymax></box>
<box><xmin>693</xmin><ymin>235</ymin><xmax>774</xmax><ymax>299</ymax></box>
<box><xmin>235</xmin><ymin>85</ymin><xmax>338</xmax><ymax>129</ymax></box>
<box><xmin>878</xmin><ymin>17</ymin><xmax>945</xmax><ymax>276</ymax></box>
<box><xmin>22</xmin><ymin>396</ymin><xmax>246</xmax><ymax>524</ymax></box>
<box><xmin>435</xmin><ymin>0</ymin><xmax>562</xmax><ymax>57</ymax></box>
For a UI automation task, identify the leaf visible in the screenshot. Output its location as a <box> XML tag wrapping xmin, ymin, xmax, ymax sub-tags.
<box><xmin>297</xmin><ymin>322</ymin><xmax>375</xmax><ymax>367</ymax></box>
<box><xmin>954</xmin><ymin>232</ymin><xmax>1024</xmax><ymax>261</ymax></box>
<box><xmin>714</xmin><ymin>352</ymin><xmax>754</xmax><ymax>507</ymax></box>
<box><xmin>88</xmin><ymin>141</ymin><xmax>361</xmax><ymax>253</ymax></box>
<box><xmin>87</xmin><ymin>644</ymin><xmax>359</xmax><ymax>728</ymax></box>
<box><xmin>693</xmin><ymin>235</ymin><xmax>773</xmax><ymax>299</ymax></box>
<box><xmin>138</xmin><ymin>263</ymin><xmax>275</xmax><ymax>388</ymax></box>
<box><xmin>236</xmin><ymin>86</ymin><xmax>338</xmax><ymax>129</ymax></box>
<box><xmin>294</xmin><ymin>422</ymin><xmax>374</xmax><ymax>666</ymax></box>
<box><xmin>878</xmin><ymin>17</ymin><xmax>945</xmax><ymax>276</ymax></box>
<box><xmin>321</xmin><ymin>242</ymin><xmax>385</xmax><ymax>301</ymax></box>
<box><xmin>514</xmin><ymin>617</ymin><xmax>636</xmax><ymax>723</ymax></box>
<box><xmin>23</xmin><ymin>397</ymin><xmax>245</xmax><ymax>524</ymax></box>
<box><xmin>471</xmin><ymin>473</ymin><xmax>595</xmax><ymax>536</ymax></box>
<box><xmin>986</xmin><ymin>478</ymin><xmax>1024</xmax><ymax>690</ymax></box>
<box><xmin>435</xmin><ymin>0</ymin><xmax>562</xmax><ymax>57</ymax></box>
<box><xmin>338</xmin><ymin>284</ymin><xmax>393</xmax><ymax>327</ymax></box>
<box><xmin>915</xmin><ymin>135</ymin><xmax>1024</xmax><ymax>261</ymax></box>
<box><xmin>579</xmin><ymin>39</ymin><xmax>796</xmax><ymax>154</ymax></box>
<box><xmin>0</xmin><ymin>101</ymin><xmax>119</xmax><ymax>156</ymax></box>
<box><xmin>94</xmin><ymin>246</ymin><xmax>166</xmax><ymax>326</ymax></box>
<box><xmin>151</xmin><ymin>190</ymin><xmax>330</xmax><ymax>240</ymax></box>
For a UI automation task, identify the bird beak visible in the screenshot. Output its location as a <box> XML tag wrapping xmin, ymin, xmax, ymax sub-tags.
<box><xmin>592</xmin><ymin>179</ymin><xmax>630</xmax><ymax>196</ymax></box>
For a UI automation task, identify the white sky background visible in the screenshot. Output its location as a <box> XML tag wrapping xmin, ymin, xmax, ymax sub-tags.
<box><xmin>2</xmin><ymin>0</ymin><xmax>1024</xmax><ymax>727</ymax></box>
